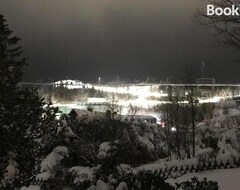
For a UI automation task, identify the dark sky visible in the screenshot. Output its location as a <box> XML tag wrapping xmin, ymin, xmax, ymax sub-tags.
<box><xmin>1</xmin><ymin>0</ymin><xmax>239</xmax><ymax>83</ymax></box>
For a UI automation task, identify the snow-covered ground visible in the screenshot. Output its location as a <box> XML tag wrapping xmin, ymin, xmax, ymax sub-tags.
<box><xmin>167</xmin><ymin>168</ymin><xmax>240</xmax><ymax>190</ymax></box>
<box><xmin>19</xmin><ymin>99</ymin><xmax>240</xmax><ymax>190</ymax></box>
<box><xmin>21</xmin><ymin>168</ymin><xmax>240</xmax><ymax>190</ymax></box>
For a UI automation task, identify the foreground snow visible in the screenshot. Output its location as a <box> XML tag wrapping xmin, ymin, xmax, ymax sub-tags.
<box><xmin>167</xmin><ymin>168</ymin><xmax>240</xmax><ymax>190</ymax></box>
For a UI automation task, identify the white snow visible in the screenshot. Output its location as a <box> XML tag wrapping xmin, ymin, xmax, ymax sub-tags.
<box><xmin>36</xmin><ymin>171</ymin><xmax>51</xmax><ymax>181</ymax></box>
<box><xmin>4</xmin><ymin>164</ymin><xmax>18</xmax><ymax>183</ymax></box>
<box><xmin>3</xmin><ymin>153</ymin><xmax>19</xmax><ymax>184</ymax></box>
<box><xmin>167</xmin><ymin>168</ymin><xmax>240</xmax><ymax>190</ymax></box>
<box><xmin>20</xmin><ymin>185</ymin><xmax>40</xmax><ymax>190</ymax></box>
<box><xmin>40</xmin><ymin>146</ymin><xmax>68</xmax><ymax>173</ymax></box>
<box><xmin>196</xmin><ymin>148</ymin><xmax>213</xmax><ymax>156</ymax></box>
<box><xmin>97</xmin><ymin>142</ymin><xmax>112</xmax><ymax>158</ymax></box>
<box><xmin>135</xmin><ymin>158</ymin><xmax>198</xmax><ymax>172</ymax></box>
<box><xmin>96</xmin><ymin>180</ymin><xmax>110</xmax><ymax>190</ymax></box>
<box><xmin>68</xmin><ymin>166</ymin><xmax>94</xmax><ymax>184</ymax></box>
<box><xmin>216</xmin><ymin>143</ymin><xmax>239</xmax><ymax>164</ymax></box>
<box><xmin>117</xmin><ymin>164</ymin><xmax>134</xmax><ymax>175</ymax></box>
<box><xmin>116</xmin><ymin>182</ymin><xmax>128</xmax><ymax>190</ymax></box>
<box><xmin>36</xmin><ymin>146</ymin><xmax>68</xmax><ymax>181</ymax></box>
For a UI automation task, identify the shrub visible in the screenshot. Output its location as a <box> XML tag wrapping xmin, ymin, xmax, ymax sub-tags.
<box><xmin>176</xmin><ymin>177</ymin><xmax>219</xmax><ymax>190</ymax></box>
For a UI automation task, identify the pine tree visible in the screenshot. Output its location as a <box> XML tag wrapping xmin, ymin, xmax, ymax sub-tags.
<box><xmin>0</xmin><ymin>15</ymin><xmax>26</xmax><ymax>94</ymax></box>
<box><xmin>0</xmin><ymin>14</ymin><xmax>45</xmax><ymax>188</ymax></box>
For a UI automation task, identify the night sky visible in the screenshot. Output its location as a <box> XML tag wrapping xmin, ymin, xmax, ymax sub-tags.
<box><xmin>1</xmin><ymin>0</ymin><xmax>239</xmax><ymax>83</ymax></box>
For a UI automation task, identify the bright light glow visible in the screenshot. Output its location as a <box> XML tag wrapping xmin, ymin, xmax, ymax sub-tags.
<box><xmin>55</xmin><ymin>113</ymin><xmax>61</xmax><ymax>120</ymax></box>
<box><xmin>54</xmin><ymin>80</ymin><xmax>84</xmax><ymax>89</ymax></box>
<box><xmin>92</xmin><ymin>85</ymin><xmax>168</xmax><ymax>98</ymax></box>
<box><xmin>85</xmin><ymin>83</ymin><xmax>93</xmax><ymax>88</ymax></box>
<box><xmin>52</xmin><ymin>82</ymin><xmax>237</xmax><ymax>119</ymax></box>
<box><xmin>199</xmin><ymin>96</ymin><xmax>224</xmax><ymax>103</ymax></box>
<box><xmin>171</xmin><ymin>127</ymin><xmax>176</xmax><ymax>132</ymax></box>
<box><xmin>87</xmin><ymin>98</ymin><xmax>107</xmax><ymax>103</ymax></box>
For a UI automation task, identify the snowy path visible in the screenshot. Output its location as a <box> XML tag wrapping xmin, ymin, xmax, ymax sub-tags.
<box><xmin>166</xmin><ymin>168</ymin><xmax>240</xmax><ymax>190</ymax></box>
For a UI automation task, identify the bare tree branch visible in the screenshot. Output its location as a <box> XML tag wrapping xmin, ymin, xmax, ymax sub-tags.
<box><xmin>196</xmin><ymin>0</ymin><xmax>240</xmax><ymax>48</ymax></box>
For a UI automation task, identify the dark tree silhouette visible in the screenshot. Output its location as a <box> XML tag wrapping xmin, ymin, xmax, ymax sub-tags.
<box><xmin>0</xmin><ymin>14</ymin><xmax>45</xmax><ymax>188</ymax></box>
<box><xmin>0</xmin><ymin>15</ymin><xmax>27</xmax><ymax>90</ymax></box>
<box><xmin>196</xmin><ymin>0</ymin><xmax>240</xmax><ymax>49</ymax></box>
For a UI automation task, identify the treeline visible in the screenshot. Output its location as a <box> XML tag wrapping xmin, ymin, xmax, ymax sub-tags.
<box><xmin>38</xmin><ymin>86</ymin><xmax>137</xmax><ymax>103</ymax></box>
<box><xmin>155</xmin><ymin>88</ymin><xmax>216</xmax><ymax>160</ymax></box>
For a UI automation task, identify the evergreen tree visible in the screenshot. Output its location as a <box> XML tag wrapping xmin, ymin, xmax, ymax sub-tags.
<box><xmin>0</xmin><ymin>15</ymin><xmax>26</xmax><ymax>93</ymax></box>
<box><xmin>0</xmin><ymin>14</ymin><xmax>45</xmax><ymax>188</ymax></box>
